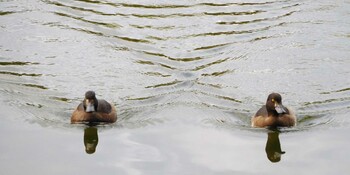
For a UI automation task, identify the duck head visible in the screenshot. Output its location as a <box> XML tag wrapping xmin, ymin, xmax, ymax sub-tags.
<box><xmin>83</xmin><ymin>91</ymin><xmax>98</xmax><ymax>113</ymax></box>
<box><xmin>266</xmin><ymin>93</ymin><xmax>286</xmax><ymax>114</ymax></box>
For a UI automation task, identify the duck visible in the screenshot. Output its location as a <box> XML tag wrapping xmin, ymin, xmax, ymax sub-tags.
<box><xmin>71</xmin><ymin>91</ymin><xmax>117</xmax><ymax>124</ymax></box>
<box><xmin>251</xmin><ymin>93</ymin><xmax>296</xmax><ymax>128</ymax></box>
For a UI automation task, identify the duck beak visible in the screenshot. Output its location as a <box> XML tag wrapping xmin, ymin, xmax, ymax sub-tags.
<box><xmin>275</xmin><ymin>103</ymin><xmax>286</xmax><ymax>114</ymax></box>
<box><xmin>85</xmin><ymin>102</ymin><xmax>95</xmax><ymax>113</ymax></box>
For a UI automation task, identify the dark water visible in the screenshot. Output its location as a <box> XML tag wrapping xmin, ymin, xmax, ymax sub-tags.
<box><xmin>1</xmin><ymin>0</ymin><xmax>350</xmax><ymax>174</ymax></box>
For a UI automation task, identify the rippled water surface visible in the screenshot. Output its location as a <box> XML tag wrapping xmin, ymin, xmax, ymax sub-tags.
<box><xmin>1</xmin><ymin>0</ymin><xmax>350</xmax><ymax>174</ymax></box>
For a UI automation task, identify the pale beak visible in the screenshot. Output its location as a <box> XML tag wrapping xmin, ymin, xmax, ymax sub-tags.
<box><xmin>85</xmin><ymin>102</ymin><xmax>95</xmax><ymax>113</ymax></box>
<box><xmin>275</xmin><ymin>103</ymin><xmax>286</xmax><ymax>114</ymax></box>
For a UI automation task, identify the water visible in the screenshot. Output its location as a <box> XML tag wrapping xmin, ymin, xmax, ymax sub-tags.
<box><xmin>1</xmin><ymin>0</ymin><xmax>350</xmax><ymax>174</ymax></box>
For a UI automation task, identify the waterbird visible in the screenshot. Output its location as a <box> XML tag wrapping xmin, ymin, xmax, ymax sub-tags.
<box><xmin>251</xmin><ymin>93</ymin><xmax>296</xmax><ymax>127</ymax></box>
<box><xmin>71</xmin><ymin>91</ymin><xmax>117</xmax><ymax>124</ymax></box>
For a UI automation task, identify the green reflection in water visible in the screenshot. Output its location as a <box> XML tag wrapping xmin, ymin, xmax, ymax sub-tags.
<box><xmin>0</xmin><ymin>11</ymin><xmax>15</xmax><ymax>16</ymax></box>
<box><xmin>119</xmin><ymin>3</ymin><xmax>188</xmax><ymax>9</ymax></box>
<box><xmin>201</xmin><ymin>69</ymin><xmax>233</xmax><ymax>77</ymax></box>
<box><xmin>142</xmin><ymin>51</ymin><xmax>203</xmax><ymax>62</ymax></box>
<box><xmin>204</xmin><ymin>10</ymin><xmax>263</xmax><ymax>16</ymax></box>
<box><xmin>145</xmin><ymin>80</ymin><xmax>182</xmax><ymax>88</ymax></box>
<box><xmin>144</xmin><ymin>72</ymin><xmax>171</xmax><ymax>77</ymax></box>
<box><xmin>265</xmin><ymin>131</ymin><xmax>285</xmax><ymax>163</ymax></box>
<box><xmin>0</xmin><ymin>61</ymin><xmax>39</xmax><ymax>66</ymax></box>
<box><xmin>320</xmin><ymin>87</ymin><xmax>350</xmax><ymax>94</ymax></box>
<box><xmin>26</xmin><ymin>103</ymin><xmax>43</xmax><ymax>108</ymax></box>
<box><xmin>54</xmin><ymin>12</ymin><xmax>120</xmax><ymax>28</ymax></box>
<box><xmin>0</xmin><ymin>71</ymin><xmax>42</xmax><ymax>77</ymax></box>
<box><xmin>199</xmin><ymin>2</ymin><xmax>276</xmax><ymax>6</ymax></box>
<box><xmin>50</xmin><ymin>97</ymin><xmax>71</xmax><ymax>102</ymax></box>
<box><xmin>84</xmin><ymin>127</ymin><xmax>98</xmax><ymax>154</ymax></box>
<box><xmin>22</xmin><ymin>84</ymin><xmax>48</xmax><ymax>89</ymax></box>
<box><xmin>303</xmin><ymin>97</ymin><xmax>350</xmax><ymax>106</ymax></box>
<box><xmin>191</xmin><ymin>57</ymin><xmax>230</xmax><ymax>71</ymax></box>
<box><xmin>217</xmin><ymin>11</ymin><xmax>295</xmax><ymax>25</ymax></box>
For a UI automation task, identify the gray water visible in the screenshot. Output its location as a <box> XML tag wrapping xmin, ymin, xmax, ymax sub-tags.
<box><xmin>1</xmin><ymin>0</ymin><xmax>350</xmax><ymax>174</ymax></box>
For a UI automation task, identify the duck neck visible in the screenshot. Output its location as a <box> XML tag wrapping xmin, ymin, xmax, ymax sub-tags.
<box><xmin>268</xmin><ymin>109</ymin><xmax>279</xmax><ymax>117</ymax></box>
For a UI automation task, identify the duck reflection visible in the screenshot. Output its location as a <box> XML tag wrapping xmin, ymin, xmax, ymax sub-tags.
<box><xmin>265</xmin><ymin>131</ymin><xmax>285</xmax><ymax>163</ymax></box>
<box><xmin>84</xmin><ymin>127</ymin><xmax>99</xmax><ymax>154</ymax></box>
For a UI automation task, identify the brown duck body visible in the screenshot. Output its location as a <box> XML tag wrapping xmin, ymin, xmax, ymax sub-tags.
<box><xmin>251</xmin><ymin>93</ymin><xmax>296</xmax><ymax>128</ymax></box>
<box><xmin>71</xmin><ymin>91</ymin><xmax>117</xmax><ymax>124</ymax></box>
